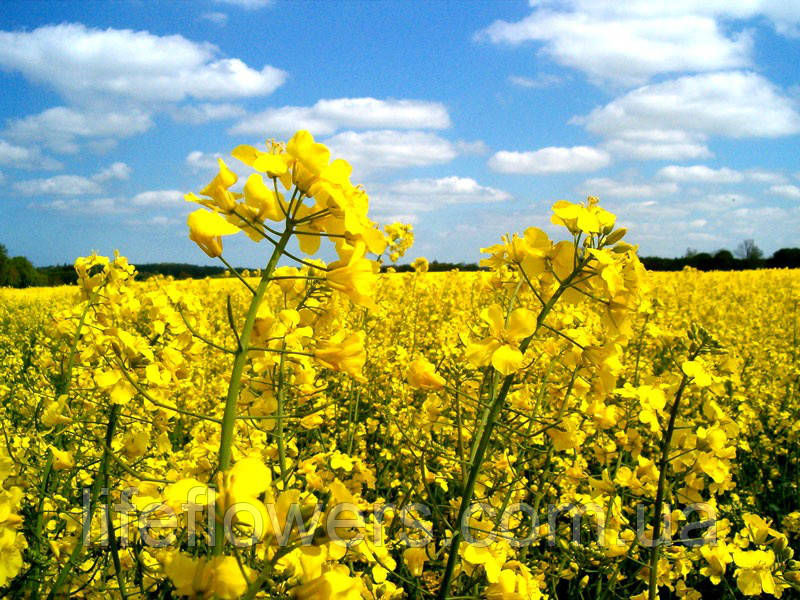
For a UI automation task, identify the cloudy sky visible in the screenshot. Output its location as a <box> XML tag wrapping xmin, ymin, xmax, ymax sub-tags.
<box><xmin>1</xmin><ymin>0</ymin><xmax>799</xmax><ymax>266</ymax></box>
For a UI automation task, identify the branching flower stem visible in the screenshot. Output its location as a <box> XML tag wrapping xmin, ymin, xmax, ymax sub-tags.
<box><xmin>436</xmin><ymin>262</ymin><xmax>585</xmax><ymax>600</ymax></box>
<box><xmin>48</xmin><ymin>404</ymin><xmax>121</xmax><ymax>599</ymax></box>
<box><xmin>32</xmin><ymin>291</ymin><xmax>96</xmax><ymax>599</ymax></box>
<box><xmin>647</xmin><ymin>352</ymin><xmax>698</xmax><ymax>600</ymax></box>
<box><xmin>213</xmin><ymin>219</ymin><xmax>295</xmax><ymax>555</ymax></box>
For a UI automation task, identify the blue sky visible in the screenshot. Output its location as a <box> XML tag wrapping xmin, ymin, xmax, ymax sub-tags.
<box><xmin>1</xmin><ymin>0</ymin><xmax>799</xmax><ymax>267</ymax></box>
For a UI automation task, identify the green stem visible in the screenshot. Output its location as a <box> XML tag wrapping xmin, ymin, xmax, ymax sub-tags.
<box><xmin>346</xmin><ymin>390</ymin><xmax>360</xmax><ymax>455</ymax></box>
<box><xmin>47</xmin><ymin>404</ymin><xmax>120</xmax><ymax>600</ymax></box>
<box><xmin>213</xmin><ymin>224</ymin><xmax>294</xmax><ymax>554</ymax></box>
<box><xmin>30</xmin><ymin>451</ymin><xmax>54</xmax><ymax>599</ymax></box>
<box><xmin>454</xmin><ymin>382</ymin><xmax>466</xmax><ymax>484</ymax></box>
<box><xmin>62</xmin><ymin>310</ymin><xmax>90</xmax><ymax>392</ymax></box>
<box><xmin>106</xmin><ymin>429</ymin><xmax>129</xmax><ymax>599</ymax></box>
<box><xmin>437</xmin><ymin>267</ymin><xmax>581</xmax><ymax>600</ymax></box>
<box><xmin>276</xmin><ymin>348</ymin><xmax>288</xmax><ymax>485</ymax></box>
<box><xmin>33</xmin><ymin>294</ymin><xmax>94</xmax><ymax>599</ymax></box>
<box><xmin>647</xmin><ymin>374</ymin><xmax>689</xmax><ymax>600</ymax></box>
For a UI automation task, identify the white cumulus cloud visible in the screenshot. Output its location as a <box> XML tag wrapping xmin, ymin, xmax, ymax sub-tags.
<box><xmin>32</xmin><ymin>188</ymin><xmax>187</xmax><ymax>213</ymax></box>
<box><xmin>200</xmin><ymin>12</ymin><xmax>229</xmax><ymax>26</ymax></box>
<box><xmin>480</xmin><ymin>9</ymin><xmax>751</xmax><ymax>86</ymax></box>
<box><xmin>0</xmin><ymin>139</ymin><xmax>62</xmax><ymax>170</ymax></box>
<box><xmin>770</xmin><ymin>184</ymin><xmax>800</xmax><ymax>199</ymax></box>
<box><xmin>15</xmin><ymin>163</ymin><xmax>133</xmax><ymax>196</ymax></box>
<box><xmin>602</xmin><ymin>130</ymin><xmax>712</xmax><ymax>160</ymax></box>
<box><xmin>35</xmin><ymin>197</ymin><xmax>123</xmax><ymax>214</ymax></box>
<box><xmin>324</xmin><ymin>130</ymin><xmax>460</xmax><ymax>175</ymax></box>
<box><xmin>371</xmin><ymin>176</ymin><xmax>511</xmax><ymax>215</ymax></box>
<box><xmin>479</xmin><ymin>1</ymin><xmax>800</xmax><ymax>86</ymax></box>
<box><xmin>579</xmin><ymin>72</ymin><xmax>800</xmax><ymax>161</ymax></box>
<box><xmin>685</xmin><ymin>193</ymin><xmax>754</xmax><ymax>213</ymax></box>
<box><xmin>230</xmin><ymin>98</ymin><xmax>451</xmax><ymax>136</ymax></box>
<box><xmin>488</xmin><ymin>146</ymin><xmax>610</xmax><ymax>174</ymax></box>
<box><xmin>657</xmin><ymin>165</ymin><xmax>744</xmax><ymax>183</ymax></box>
<box><xmin>171</xmin><ymin>103</ymin><xmax>246</xmax><ymax>124</ymax></box>
<box><xmin>126</xmin><ymin>215</ymin><xmax>181</xmax><ymax>227</ymax></box>
<box><xmin>0</xmin><ymin>23</ymin><xmax>286</xmax><ymax>105</ymax></box>
<box><xmin>744</xmin><ymin>169</ymin><xmax>787</xmax><ymax>184</ymax></box>
<box><xmin>581</xmin><ymin>72</ymin><xmax>800</xmax><ymax>140</ymax></box>
<box><xmin>92</xmin><ymin>162</ymin><xmax>131</xmax><ymax>182</ymax></box>
<box><xmin>582</xmin><ymin>177</ymin><xmax>679</xmax><ymax>198</ymax></box>
<box><xmin>15</xmin><ymin>175</ymin><xmax>103</xmax><ymax>196</ymax></box>
<box><xmin>5</xmin><ymin>107</ymin><xmax>153</xmax><ymax>154</ymax></box>
<box><xmin>131</xmin><ymin>190</ymin><xmax>185</xmax><ymax>206</ymax></box>
<box><xmin>508</xmin><ymin>74</ymin><xmax>564</xmax><ymax>88</ymax></box>
<box><xmin>214</xmin><ymin>0</ymin><xmax>272</xmax><ymax>8</ymax></box>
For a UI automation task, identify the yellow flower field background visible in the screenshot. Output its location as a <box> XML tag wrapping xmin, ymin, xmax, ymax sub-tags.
<box><xmin>0</xmin><ymin>131</ymin><xmax>799</xmax><ymax>599</ymax></box>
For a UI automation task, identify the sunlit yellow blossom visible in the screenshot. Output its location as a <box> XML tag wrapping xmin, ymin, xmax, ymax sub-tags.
<box><xmin>0</xmin><ymin>529</ymin><xmax>23</xmax><ymax>587</ymax></box>
<box><xmin>291</xmin><ymin>566</ymin><xmax>361</xmax><ymax>600</ymax></box>
<box><xmin>403</xmin><ymin>547</ymin><xmax>428</xmax><ymax>577</ymax></box>
<box><xmin>187</xmin><ymin>209</ymin><xmax>240</xmax><ymax>258</ymax></box>
<box><xmin>192</xmin><ymin>158</ymin><xmax>239</xmax><ymax>212</ymax></box>
<box><xmin>314</xmin><ymin>331</ymin><xmax>366</xmax><ymax>380</ymax></box>
<box><xmin>243</xmin><ymin>173</ymin><xmax>284</xmax><ymax>222</ymax></box>
<box><xmin>733</xmin><ymin>549</ymin><xmax>776</xmax><ymax>595</ymax></box>
<box><xmin>232</xmin><ymin>143</ymin><xmax>289</xmax><ymax>178</ymax></box>
<box><xmin>412</xmin><ymin>256</ymin><xmax>429</xmax><ymax>273</ymax></box>
<box><xmin>215</xmin><ymin>457</ymin><xmax>272</xmax><ymax>541</ymax></box>
<box><xmin>700</xmin><ymin>542</ymin><xmax>732</xmax><ymax>584</ymax></box>
<box><xmin>407</xmin><ymin>357</ymin><xmax>445</xmax><ymax>390</ymax></box>
<box><xmin>466</xmin><ymin>304</ymin><xmax>537</xmax><ymax>375</ymax></box>
<box><xmin>165</xmin><ymin>553</ymin><xmax>250</xmax><ymax>600</ymax></box>
<box><xmin>326</xmin><ymin>240</ymin><xmax>378</xmax><ymax>307</ymax></box>
<box><xmin>286</xmin><ymin>130</ymin><xmax>331</xmax><ymax>193</ymax></box>
<box><xmin>480</xmin><ymin>227</ymin><xmax>551</xmax><ymax>277</ymax></box>
<box><xmin>682</xmin><ymin>360</ymin><xmax>713</xmax><ymax>387</ymax></box>
<box><xmin>51</xmin><ymin>447</ymin><xmax>74</xmax><ymax>470</ymax></box>
<box><xmin>486</xmin><ymin>561</ymin><xmax>542</xmax><ymax>600</ymax></box>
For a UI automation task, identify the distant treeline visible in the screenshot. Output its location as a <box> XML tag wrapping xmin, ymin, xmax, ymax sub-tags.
<box><xmin>3</xmin><ymin>241</ymin><xmax>800</xmax><ymax>289</ymax></box>
<box><xmin>0</xmin><ymin>245</ymin><xmax>45</xmax><ymax>288</ymax></box>
<box><xmin>387</xmin><ymin>260</ymin><xmax>483</xmax><ymax>273</ymax></box>
<box><xmin>641</xmin><ymin>241</ymin><xmax>800</xmax><ymax>272</ymax></box>
<box><xmin>37</xmin><ymin>262</ymin><xmax>234</xmax><ymax>286</ymax></box>
<box><xmin>641</xmin><ymin>248</ymin><xmax>800</xmax><ymax>271</ymax></box>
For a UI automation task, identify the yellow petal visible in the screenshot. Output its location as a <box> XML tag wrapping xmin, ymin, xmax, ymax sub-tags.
<box><xmin>297</xmin><ymin>231</ymin><xmax>322</xmax><ymax>255</ymax></box>
<box><xmin>109</xmin><ymin>380</ymin><xmax>135</xmax><ymax>405</ymax></box>
<box><xmin>232</xmin><ymin>144</ymin><xmax>260</xmax><ymax>166</ymax></box>
<box><xmin>187</xmin><ymin>209</ymin><xmax>240</xmax><ymax>237</ymax></box>
<box><xmin>230</xmin><ymin>457</ymin><xmax>272</xmax><ymax>498</ymax></box>
<box><xmin>736</xmin><ymin>569</ymin><xmax>762</xmax><ymax>595</ymax></box>
<box><xmin>552</xmin><ymin>200</ymin><xmax>579</xmax><ymax>220</ymax></box>
<box><xmin>491</xmin><ymin>344</ymin><xmax>524</xmax><ymax>375</ymax></box>
<box><xmin>287</xmin><ymin>130</ymin><xmax>330</xmax><ymax>174</ymax></box>
<box><xmin>244</xmin><ymin>173</ymin><xmax>283</xmax><ymax>221</ymax></box>
<box><xmin>506</xmin><ymin>307</ymin><xmax>536</xmax><ymax>340</ymax></box>
<box><xmin>481</xmin><ymin>304</ymin><xmax>505</xmax><ymax>336</ymax></box>
<box><xmin>95</xmin><ymin>370</ymin><xmax>121</xmax><ymax>388</ymax></box>
<box><xmin>254</xmin><ymin>153</ymin><xmax>288</xmax><ymax>176</ymax></box>
<box><xmin>577</xmin><ymin>207</ymin><xmax>601</xmax><ymax>233</ymax></box>
<box><xmin>372</xmin><ymin>565</ymin><xmax>388</xmax><ymax>584</ymax></box>
<box><xmin>465</xmin><ymin>339</ymin><xmax>501</xmax><ymax>369</ymax></box>
<box><xmin>682</xmin><ymin>360</ymin><xmax>712</xmax><ymax>387</ymax></box>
